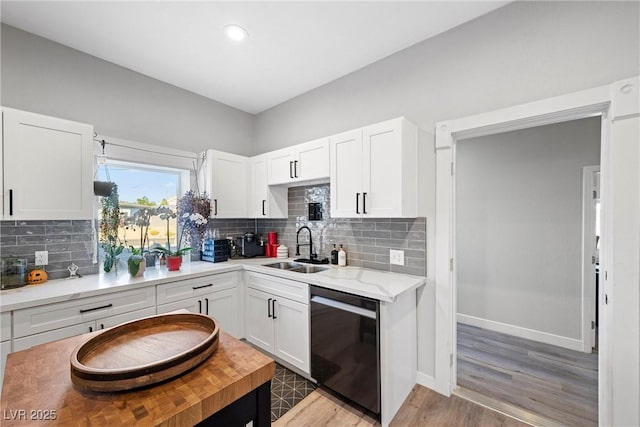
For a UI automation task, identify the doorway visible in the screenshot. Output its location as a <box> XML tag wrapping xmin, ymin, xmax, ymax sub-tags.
<box><xmin>452</xmin><ymin>118</ymin><xmax>600</xmax><ymax>424</ymax></box>
<box><xmin>431</xmin><ymin>76</ymin><xmax>639</xmax><ymax>426</ymax></box>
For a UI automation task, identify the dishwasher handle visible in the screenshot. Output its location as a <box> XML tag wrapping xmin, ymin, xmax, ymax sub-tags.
<box><xmin>311</xmin><ymin>296</ymin><xmax>377</xmax><ymax>320</ymax></box>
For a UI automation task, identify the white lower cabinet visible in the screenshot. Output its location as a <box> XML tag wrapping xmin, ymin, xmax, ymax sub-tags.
<box><xmin>1</xmin><ymin>311</ymin><xmax>11</xmax><ymax>394</ymax></box>
<box><xmin>11</xmin><ymin>286</ymin><xmax>156</xmax><ymax>351</ymax></box>
<box><xmin>12</xmin><ymin>307</ymin><xmax>156</xmax><ymax>352</ymax></box>
<box><xmin>245</xmin><ymin>272</ymin><xmax>310</xmax><ymax>374</ymax></box>
<box><xmin>156</xmin><ymin>272</ymin><xmax>241</xmax><ymax>338</ymax></box>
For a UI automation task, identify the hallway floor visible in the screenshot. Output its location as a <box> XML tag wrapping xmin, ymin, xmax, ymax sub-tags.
<box><xmin>457</xmin><ymin>323</ymin><xmax>598</xmax><ymax>426</ymax></box>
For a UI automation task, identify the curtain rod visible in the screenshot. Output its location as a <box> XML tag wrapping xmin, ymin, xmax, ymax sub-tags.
<box><xmin>94</xmin><ymin>134</ymin><xmax>197</xmax><ymax>160</ymax></box>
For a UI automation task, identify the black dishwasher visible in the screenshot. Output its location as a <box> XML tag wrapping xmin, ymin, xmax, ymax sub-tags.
<box><xmin>310</xmin><ymin>285</ymin><xmax>380</xmax><ymax>416</ymax></box>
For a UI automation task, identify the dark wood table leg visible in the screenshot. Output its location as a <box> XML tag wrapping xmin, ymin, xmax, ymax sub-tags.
<box><xmin>254</xmin><ymin>380</ymin><xmax>272</xmax><ymax>427</ymax></box>
<box><xmin>196</xmin><ymin>380</ymin><xmax>272</xmax><ymax>427</ymax></box>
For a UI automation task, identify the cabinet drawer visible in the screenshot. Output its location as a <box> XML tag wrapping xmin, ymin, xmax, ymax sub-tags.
<box><xmin>97</xmin><ymin>306</ymin><xmax>156</xmax><ymax>330</ymax></box>
<box><xmin>157</xmin><ymin>272</ymin><xmax>239</xmax><ymax>305</ymax></box>
<box><xmin>13</xmin><ymin>321</ymin><xmax>95</xmax><ymax>352</ymax></box>
<box><xmin>13</xmin><ymin>286</ymin><xmax>156</xmax><ymax>338</ymax></box>
<box><xmin>0</xmin><ymin>312</ymin><xmax>10</xmax><ymax>341</ymax></box>
<box><xmin>246</xmin><ymin>272</ymin><xmax>309</xmax><ymax>304</ymax></box>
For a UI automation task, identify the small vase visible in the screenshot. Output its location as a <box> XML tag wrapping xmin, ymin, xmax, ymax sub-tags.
<box><xmin>130</xmin><ymin>258</ymin><xmax>146</xmax><ymax>277</ymax></box>
<box><xmin>166</xmin><ymin>255</ymin><xmax>182</xmax><ymax>271</ymax></box>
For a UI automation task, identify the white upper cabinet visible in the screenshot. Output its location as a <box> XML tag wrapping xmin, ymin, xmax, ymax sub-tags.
<box><xmin>2</xmin><ymin>108</ymin><xmax>94</xmax><ymax>220</ymax></box>
<box><xmin>267</xmin><ymin>137</ymin><xmax>329</xmax><ymax>185</ymax></box>
<box><xmin>248</xmin><ymin>154</ymin><xmax>287</xmax><ymax>218</ymax></box>
<box><xmin>330</xmin><ymin>117</ymin><xmax>418</xmax><ymax>218</ymax></box>
<box><xmin>201</xmin><ymin>149</ymin><xmax>247</xmax><ymax>218</ymax></box>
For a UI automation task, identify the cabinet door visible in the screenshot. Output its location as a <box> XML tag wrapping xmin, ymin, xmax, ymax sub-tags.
<box><xmin>362</xmin><ymin>118</ymin><xmax>403</xmax><ymax>217</ymax></box>
<box><xmin>250</xmin><ymin>155</ymin><xmax>269</xmax><ymax>217</ymax></box>
<box><xmin>363</xmin><ymin>118</ymin><xmax>417</xmax><ymax>218</ymax></box>
<box><xmin>1</xmin><ymin>340</ymin><xmax>11</xmax><ymax>395</ymax></box>
<box><xmin>157</xmin><ymin>299</ymin><xmax>203</xmax><ymax>315</ymax></box>
<box><xmin>330</xmin><ymin>129</ymin><xmax>363</xmax><ymax>218</ymax></box>
<box><xmin>245</xmin><ymin>288</ymin><xmax>274</xmax><ymax>353</ymax></box>
<box><xmin>267</xmin><ymin>148</ymin><xmax>295</xmax><ymax>185</ymax></box>
<box><xmin>273</xmin><ymin>297</ymin><xmax>310</xmax><ymax>374</ymax></box>
<box><xmin>204</xmin><ymin>288</ymin><xmax>240</xmax><ymax>338</ymax></box>
<box><xmin>207</xmin><ymin>150</ymin><xmax>247</xmax><ymax>218</ymax></box>
<box><xmin>3</xmin><ymin>108</ymin><xmax>93</xmax><ymax>219</ymax></box>
<box><xmin>295</xmin><ymin>138</ymin><xmax>329</xmax><ymax>182</ymax></box>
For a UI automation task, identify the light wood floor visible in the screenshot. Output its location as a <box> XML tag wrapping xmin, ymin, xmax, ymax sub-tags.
<box><xmin>457</xmin><ymin>323</ymin><xmax>598</xmax><ymax>426</ymax></box>
<box><xmin>274</xmin><ymin>386</ymin><xmax>528</xmax><ymax>427</ymax></box>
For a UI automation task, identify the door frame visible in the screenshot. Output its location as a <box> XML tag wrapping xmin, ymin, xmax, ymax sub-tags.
<box><xmin>582</xmin><ymin>165</ymin><xmax>600</xmax><ymax>353</ymax></box>
<box><xmin>433</xmin><ymin>76</ymin><xmax>639</xmax><ymax>426</ymax></box>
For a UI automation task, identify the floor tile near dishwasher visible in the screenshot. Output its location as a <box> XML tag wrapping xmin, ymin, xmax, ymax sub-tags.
<box><xmin>271</xmin><ymin>363</ymin><xmax>316</xmax><ymax>421</ymax></box>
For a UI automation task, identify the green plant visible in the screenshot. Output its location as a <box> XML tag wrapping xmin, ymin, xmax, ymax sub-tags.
<box><xmin>99</xmin><ymin>185</ymin><xmax>124</xmax><ymax>272</ymax></box>
<box><xmin>101</xmin><ymin>236</ymin><xmax>124</xmax><ymax>273</ymax></box>
<box><xmin>127</xmin><ymin>246</ymin><xmax>144</xmax><ymax>276</ymax></box>
<box><xmin>152</xmin><ymin>197</ymin><xmax>208</xmax><ymax>257</ymax></box>
<box><xmin>99</xmin><ymin>184</ymin><xmax>121</xmax><ymax>243</ymax></box>
<box><xmin>124</xmin><ymin>206</ymin><xmax>155</xmax><ymax>253</ymax></box>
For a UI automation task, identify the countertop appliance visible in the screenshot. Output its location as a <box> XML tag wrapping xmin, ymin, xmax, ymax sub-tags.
<box><xmin>310</xmin><ymin>285</ymin><xmax>380</xmax><ymax>416</ymax></box>
<box><xmin>240</xmin><ymin>232</ymin><xmax>265</xmax><ymax>257</ymax></box>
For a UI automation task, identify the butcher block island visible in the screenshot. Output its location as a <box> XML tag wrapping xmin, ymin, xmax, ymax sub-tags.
<box><xmin>0</xmin><ymin>325</ymin><xmax>275</xmax><ymax>426</ymax></box>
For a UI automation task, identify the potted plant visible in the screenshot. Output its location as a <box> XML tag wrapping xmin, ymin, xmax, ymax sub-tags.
<box><xmin>177</xmin><ymin>190</ymin><xmax>211</xmax><ymax>259</ymax></box>
<box><xmin>99</xmin><ymin>184</ymin><xmax>124</xmax><ymax>273</ymax></box>
<box><xmin>101</xmin><ymin>236</ymin><xmax>124</xmax><ymax>273</ymax></box>
<box><xmin>153</xmin><ymin>194</ymin><xmax>209</xmax><ymax>271</ymax></box>
<box><xmin>124</xmin><ymin>206</ymin><xmax>157</xmax><ymax>267</ymax></box>
<box><xmin>127</xmin><ymin>246</ymin><xmax>146</xmax><ymax>277</ymax></box>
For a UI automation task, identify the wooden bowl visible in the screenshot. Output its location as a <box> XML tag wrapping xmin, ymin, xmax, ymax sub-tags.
<box><xmin>70</xmin><ymin>312</ymin><xmax>219</xmax><ymax>392</ymax></box>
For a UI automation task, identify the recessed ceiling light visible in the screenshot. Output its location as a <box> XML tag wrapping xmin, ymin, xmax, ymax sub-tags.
<box><xmin>224</xmin><ymin>24</ymin><xmax>248</xmax><ymax>41</ymax></box>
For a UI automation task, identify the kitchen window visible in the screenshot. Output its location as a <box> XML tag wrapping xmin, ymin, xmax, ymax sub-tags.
<box><xmin>96</xmin><ymin>160</ymin><xmax>187</xmax><ymax>251</ymax></box>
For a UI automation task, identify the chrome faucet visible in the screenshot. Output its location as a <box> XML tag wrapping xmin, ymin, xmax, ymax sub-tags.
<box><xmin>295</xmin><ymin>226</ymin><xmax>317</xmax><ymax>260</ymax></box>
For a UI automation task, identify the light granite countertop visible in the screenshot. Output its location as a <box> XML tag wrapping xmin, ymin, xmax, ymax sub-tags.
<box><xmin>0</xmin><ymin>258</ymin><xmax>427</xmax><ymax>312</ymax></box>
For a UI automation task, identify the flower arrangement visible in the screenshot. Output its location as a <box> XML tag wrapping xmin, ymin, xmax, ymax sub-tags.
<box><xmin>153</xmin><ymin>191</ymin><xmax>210</xmax><ymax>258</ymax></box>
<box><xmin>177</xmin><ymin>190</ymin><xmax>211</xmax><ymax>250</ymax></box>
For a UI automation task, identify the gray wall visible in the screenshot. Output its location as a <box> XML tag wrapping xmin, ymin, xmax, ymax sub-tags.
<box><xmin>456</xmin><ymin>117</ymin><xmax>601</xmax><ymax>340</ymax></box>
<box><xmin>0</xmin><ymin>24</ymin><xmax>254</xmax><ymax>156</ymax></box>
<box><xmin>252</xmin><ymin>1</ymin><xmax>639</xmax><ymax>154</ymax></box>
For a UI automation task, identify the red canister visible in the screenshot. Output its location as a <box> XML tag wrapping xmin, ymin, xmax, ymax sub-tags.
<box><xmin>267</xmin><ymin>232</ymin><xmax>278</xmax><ymax>244</ymax></box>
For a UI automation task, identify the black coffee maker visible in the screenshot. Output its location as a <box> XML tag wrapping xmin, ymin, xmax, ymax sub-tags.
<box><xmin>240</xmin><ymin>232</ymin><xmax>264</xmax><ymax>257</ymax></box>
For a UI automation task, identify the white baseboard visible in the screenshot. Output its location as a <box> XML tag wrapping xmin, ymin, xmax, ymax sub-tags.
<box><xmin>457</xmin><ymin>314</ymin><xmax>584</xmax><ymax>352</ymax></box>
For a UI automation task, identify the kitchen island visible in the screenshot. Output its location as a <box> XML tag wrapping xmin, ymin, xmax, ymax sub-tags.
<box><xmin>0</xmin><ymin>327</ymin><xmax>275</xmax><ymax>426</ymax></box>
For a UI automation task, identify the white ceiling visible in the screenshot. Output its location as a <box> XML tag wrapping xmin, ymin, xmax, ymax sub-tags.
<box><xmin>1</xmin><ymin>1</ymin><xmax>508</xmax><ymax>114</ymax></box>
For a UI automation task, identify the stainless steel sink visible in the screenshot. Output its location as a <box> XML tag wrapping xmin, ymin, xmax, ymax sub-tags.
<box><xmin>262</xmin><ymin>261</ymin><xmax>301</xmax><ymax>270</ymax></box>
<box><xmin>289</xmin><ymin>265</ymin><xmax>328</xmax><ymax>274</ymax></box>
<box><xmin>262</xmin><ymin>262</ymin><xmax>328</xmax><ymax>274</ymax></box>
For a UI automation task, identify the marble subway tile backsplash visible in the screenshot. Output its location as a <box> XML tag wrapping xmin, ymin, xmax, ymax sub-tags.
<box><xmin>0</xmin><ymin>220</ymin><xmax>98</xmax><ymax>280</ymax></box>
<box><xmin>253</xmin><ymin>183</ymin><xmax>426</xmax><ymax>276</ymax></box>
